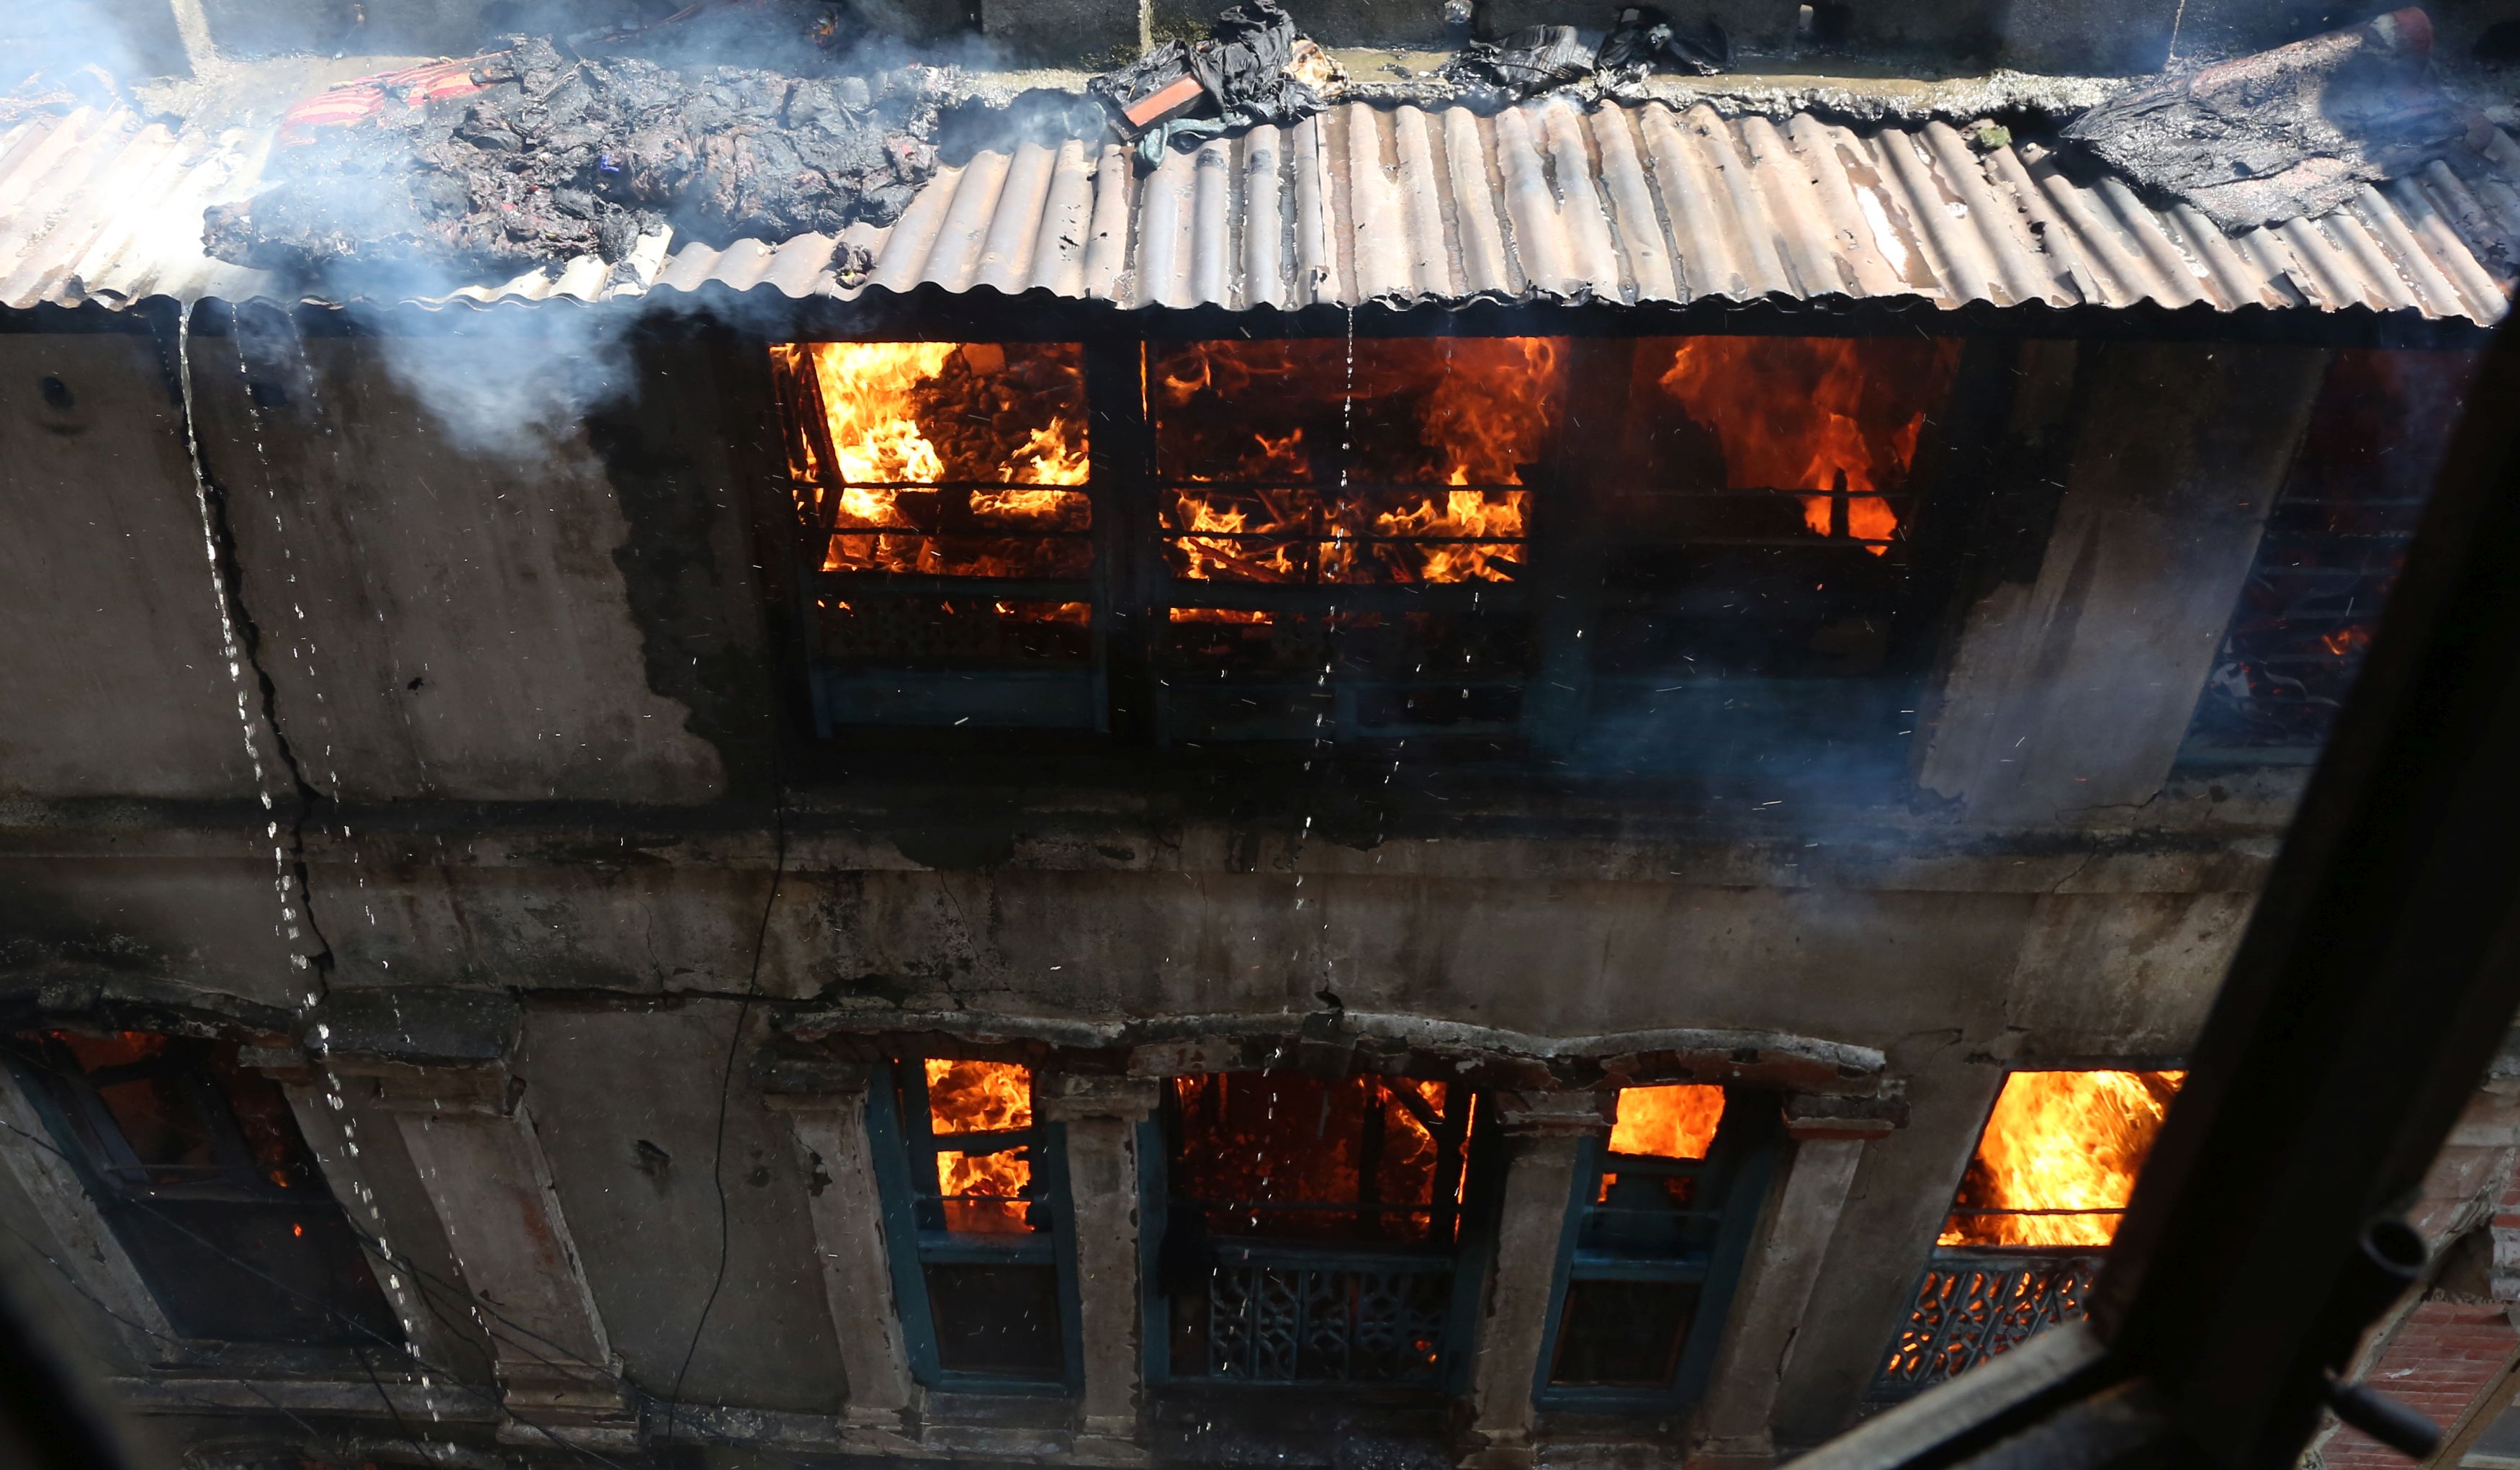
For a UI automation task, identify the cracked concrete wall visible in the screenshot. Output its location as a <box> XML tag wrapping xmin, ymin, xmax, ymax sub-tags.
<box><xmin>0</xmin><ymin>321</ymin><xmax>2336</xmax><ymax>1452</ymax></box>
<box><xmin>186</xmin><ymin>327</ymin><xmax>742</xmax><ymax>807</ymax></box>
<box><xmin>9</xmin><ymin>808</ymin><xmax>2264</xmax><ymax>1041</ymax></box>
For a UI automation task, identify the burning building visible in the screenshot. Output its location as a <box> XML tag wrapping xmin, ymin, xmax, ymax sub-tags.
<box><xmin>4</xmin><ymin>6</ymin><xmax>2520</xmax><ymax>1470</ymax></box>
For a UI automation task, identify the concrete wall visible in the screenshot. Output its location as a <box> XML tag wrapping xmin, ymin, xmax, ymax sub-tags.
<box><xmin>0</xmin><ymin>331</ymin><xmax>266</xmax><ymax>803</ymax></box>
<box><xmin>185</xmin><ymin>328</ymin><xmax>744</xmax><ymax>807</ymax></box>
<box><xmin>0</xmin><ymin>319</ymin><xmax>2336</xmax><ymax>1462</ymax></box>
<box><xmin>70</xmin><ymin>0</ymin><xmax>2516</xmax><ymax>75</ymax></box>
<box><xmin>511</xmin><ymin>1003</ymin><xmax>849</xmax><ymax>1412</ymax></box>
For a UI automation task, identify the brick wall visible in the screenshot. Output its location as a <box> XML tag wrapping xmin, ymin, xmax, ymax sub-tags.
<box><xmin>2319</xmin><ymin>1111</ymin><xmax>2520</xmax><ymax>1470</ymax></box>
<box><xmin>2322</xmin><ymin>1300</ymin><xmax>2517</xmax><ymax>1470</ymax></box>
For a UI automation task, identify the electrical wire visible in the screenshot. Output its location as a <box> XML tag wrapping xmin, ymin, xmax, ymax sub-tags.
<box><xmin>0</xmin><ymin>1110</ymin><xmax>627</xmax><ymax>1470</ymax></box>
<box><xmin>0</xmin><ymin>1209</ymin><xmax>364</xmax><ymax>1453</ymax></box>
<box><xmin>0</xmin><ymin>1080</ymin><xmax>839</xmax><ymax>1470</ymax></box>
<box><xmin>666</xmin><ymin>714</ymin><xmax>792</xmax><ymax>1437</ymax></box>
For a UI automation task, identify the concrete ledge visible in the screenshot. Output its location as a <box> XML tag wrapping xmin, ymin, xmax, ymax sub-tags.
<box><xmin>780</xmin><ymin>1009</ymin><xmax>1889</xmax><ymax>1093</ymax></box>
<box><xmin>1039</xmin><ymin>1072</ymin><xmax>1163</xmax><ymax>1119</ymax></box>
<box><xmin>1783</xmin><ymin>1088</ymin><xmax>1910</xmax><ymax>1139</ymax></box>
<box><xmin>106</xmin><ymin>1376</ymin><xmax>498</xmax><ymax>1421</ymax></box>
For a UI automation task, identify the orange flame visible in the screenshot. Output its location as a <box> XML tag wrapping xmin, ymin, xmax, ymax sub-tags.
<box><xmin>1596</xmin><ymin>1084</ymin><xmax>1725</xmax><ymax>1203</ymax></box>
<box><xmin>1170</xmin><ymin>607</ymin><xmax>1275</xmax><ymax>624</ymax></box>
<box><xmin>1939</xmin><ymin>1070</ymin><xmax>2185</xmax><ymax>1249</ymax></box>
<box><xmin>1422</xmin><ymin>338</ymin><xmax>1562</xmax><ymax>487</ymax></box>
<box><xmin>2321</xmin><ymin>625</ymin><xmax>2375</xmax><ymax>658</ymax></box>
<box><xmin>1167</xmin><ymin>491</ymin><xmax>1300</xmax><ymax>581</ymax></box>
<box><xmin>925</xmin><ymin>1059</ymin><xmax>1035</xmax><ymax>1233</ymax></box>
<box><xmin>1656</xmin><ymin>336</ymin><xmax>1959</xmax><ymax>556</ymax></box>
<box><xmin>1153</xmin><ymin>339</ymin><xmax>1558</xmax><ymax>591</ymax></box>
<box><xmin>770</xmin><ymin>343</ymin><xmax>1089</xmax><ymax>583</ymax></box>
<box><xmin>1167</xmin><ymin>1072</ymin><xmax>1467</xmax><ymax>1242</ymax></box>
<box><xmin>1372</xmin><ymin>490</ymin><xmax>1529</xmax><ymax>583</ymax></box>
<box><xmin>1608</xmin><ymin>1084</ymin><xmax>1727</xmax><ymax>1160</ymax></box>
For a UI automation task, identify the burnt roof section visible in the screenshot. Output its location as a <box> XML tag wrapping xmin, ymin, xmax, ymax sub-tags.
<box><xmin>5</xmin><ymin>93</ymin><xmax>2516</xmax><ymax>321</ymax></box>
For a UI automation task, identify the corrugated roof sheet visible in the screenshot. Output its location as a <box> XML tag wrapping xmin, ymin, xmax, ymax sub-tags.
<box><xmin>8</xmin><ymin>95</ymin><xmax>2517</xmax><ymax>321</ymax></box>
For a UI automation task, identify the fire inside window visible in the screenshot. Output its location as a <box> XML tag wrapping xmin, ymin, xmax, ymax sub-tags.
<box><xmin>1535</xmin><ymin>1085</ymin><xmax>1776</xmax><ymax>1410</ymax></box>
<box><xmin>864</xmin><ymin>1057</ymin><xmax>1080</xmax><ymax>1387</ymax></box>
<box><xmin>1871</xmin><ymin>1068</ymin><xmax>2186</xmax><ymax>1401</ymax></box>
<box><xmin>768</xmin><ymin>336</ymin><xmax>1965</xmax><ymax>762</ymax></box>
<box><xmin>769</xmin><ymin>341</ymin><xmax>1098</xmax><ymax>733</ymax></box>
<box><xmin>1593</xmin><ymin>336</ymin><xmax>1961</xmax><ymax>768</ymax></box>
<box><xmin>2182</xmin><ymin>349</ymin><xmax>2479</xmax><ymax>763</ymax></box>
<box><xmin>4</xmin><ymin>1031</ymin><xmax>400</xmax><ymax>1345</ymax></box>
<box><xmin>1149</xmin><ymin>338</ymin><xmax>1554</xmax><ymax>742</ymax></box>
<box><xmin>1152</xmin><ymin>1071</ymin><xmax>1488</xmax><ymax>1386</ymax></box>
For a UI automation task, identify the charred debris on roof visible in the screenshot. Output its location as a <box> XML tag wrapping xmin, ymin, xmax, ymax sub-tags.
<box><xmin>188</xmin><ymin>0</ymin><xmax>1773</xmax><ymax>277</ymax></box>
<box><xmin>173</xmin><ymin>0</ymin><xmax>2520</xmax><ymax>288</ymax></box>
<box><xmin>202</xmin><ymin>34</ymin><xmax>949</xmax><ymax>279</ymax></box>
<box><xmin>2058</xmin><ymin>6</ymin><xmax>2496</xmax><ymax>230</ymax></box>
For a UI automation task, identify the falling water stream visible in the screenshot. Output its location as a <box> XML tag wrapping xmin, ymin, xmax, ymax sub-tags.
<box><xmin>174</xmin><ymin>301</ymin><xmax>451</xmax><ymax>1445</ymax></box>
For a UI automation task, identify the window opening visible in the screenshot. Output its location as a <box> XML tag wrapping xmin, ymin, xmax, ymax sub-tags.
<box><xmin>768</xmin><ymin>333</ymin><xmax>1970</xmax><ymax>767</ymax></box>
<box><xmin>1576</xmin><ymin>336</ymin><xmax>1965</xmax><ymax>771</ymax></box>
<box><xmin>2182</xmin><ymin>349</ymin><xmax>2480</xmax><ymax>763</ymax></box>
<box><xmin>1871</xmin><ymin>1068</ymin><xmax>2185</xmax><ymax>1401</ymax></box>
<box><xmin>1153</xmin><ymin>1070</ymin><xmax>1487</xmax><ymax>1386</ymax></box>
<box><xmin>1536</xmin><ymin>1085</ymin><xmax>1774</xmax><ymax>1407</ymax></box>
<box><xmin>925</xmin><ymin>1057</ymin><xmax>1038</xmax><ymax>1234</ymax></box>
<box><xmin>768</xmin><ymin>341</ymin><xmax>1099</xmax><ymax>732</ymax></box>
<box><xmin>1148</xmin><ymin>338</ymin><xmax>1562</xmax><ymax>743</ymax></box>
<box><xmin>865</xmin><ymin>1056</ymin><xmax>1079</xmax><ymax>1387</ymax></box>
<box><xmin>6</xmin><ymin>1031</ymin><xmax>400</xmax><ymax>1345</ymax></box>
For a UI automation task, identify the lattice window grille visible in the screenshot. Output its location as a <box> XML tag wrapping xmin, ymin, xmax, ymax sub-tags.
<box><xmin>1202</xmin><ymin>1265</ymin><xmax>1451</xmax><ymax>1385</ymax></box>
<box><xmin>1870</xmin><ymin>1252</ymin><xmax>2102</xmax><ymax>1402</ymax></box>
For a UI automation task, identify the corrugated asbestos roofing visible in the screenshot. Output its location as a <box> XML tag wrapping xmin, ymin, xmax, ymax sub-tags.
<box><xmin>6</xmin><ymin>92</ymin><xmax>2518</xmax><ymax>321</ymax></box>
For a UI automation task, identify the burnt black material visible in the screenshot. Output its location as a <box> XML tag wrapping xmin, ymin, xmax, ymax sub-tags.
<box><xmin>1089</xmin><ymin>0</ymin><xmax>1330</xmax><ymax>140</ymax></box>
<box><xmin>204</xmin><ymin>37</ymin><xmax>940</xmax><ymax>278</ymax></box>
<box><xmin>925</xmin><ymin>1262</ymin><xmax>1067</xmax><ymax>1376</ymax></box>
<box><xmin>1596</xmin><ymin>7</ymin><xmax>1729</xmax><ymax>80</ymax></box>
<box><xmin>6</xmin><ymin>1034</ymin><xmax>401</xmax><ymax>1348</ymax></box>
<box><xmin>2057</xmin><ymin>9</ymin><xmax>2476</xmax><ymax>232</ymax></box>
<box><xmin>1550</xmin><ymin>1278</ymin><xmax>1699</xmax><ymax>1386</ymax></box>
<box><xmin>1437</xmin><ymin>26</ymin><xmax>1596</xmax><ymax>102</ymax></box>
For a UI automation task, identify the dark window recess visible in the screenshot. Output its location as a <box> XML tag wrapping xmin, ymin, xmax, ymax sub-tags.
<box><xmin>1550</xmin><ymin>1278</ymin><xmax>1701</xmax><ymax>1388</ymax></box>
<box><xmin>1156</xmin><ymin>1071</ymin><xmax>1486</xmax><ymax>1386</ymax></box>
<box><xmin>1538</xmin><ymin>1085</ymin><xmax>1776</xmax><ymax>1407</ymax></box>
<box><xmin>924</xmin><ymin>1262</ymin><xmax>1068</xmax><ymax>1378</ymax></box>
<box><xmin>865</xmin><ymin>1057</ymin><xmax>1077</xmax><ymax>1386</ymax></box>
<box><xmin>1575</xmin><ymin>335</ymin><xmax>1965</xmax><ymax>774</ymax></box>
<box><xmin>2182</xmin><ymin>348</ymin><xmax>2481</xmax><ymax>763</ymax></box>
<box><xmin>7</xmin><ymin>1031</ymin><xmax>398</xmax><ymax>1346</ymax></box>
<box><xmin>1870</xmin><ymin>1070</ymin><xmax>2183</xmax><ymax>1402</ymax></box>
<box><xmin>768</xmin><ymin>341</ymin><xmax>1100</xmax><ymax>734</ymax></box>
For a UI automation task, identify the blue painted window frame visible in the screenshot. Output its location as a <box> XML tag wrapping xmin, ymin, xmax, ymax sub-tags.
<box><xmin>862</xmin><ymin>1058</ymin><xmax>1085</xmax><ymax>1395</ymax></box>
<box><xmin>1530</xmin><ymin>1090</ymin><xmax>1780</xmax><ymax>1414</ymax></box>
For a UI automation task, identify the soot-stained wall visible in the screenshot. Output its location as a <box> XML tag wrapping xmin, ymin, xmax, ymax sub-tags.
<box><xmin>188</xmin><ymin>326</ymin><xmax>746</xmax><ymax>806</ymax></box>
<box><xmin>0</xmin><ymin>310</ymin><xmax>2333</xmax><ymax>1458</ymax></box>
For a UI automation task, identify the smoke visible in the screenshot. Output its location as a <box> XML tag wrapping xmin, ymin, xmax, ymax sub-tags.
<box><xmin>4</xmin><ymin>0</ymin><xmax>160</xmax><ymax>94</ymax></box>
<box><xmin>361</xmin><ymin>306</ymin><xmax>642</xmax><ymax>461</ymax></box>
<box><xmin>222</xmin><ymin>0</ymin><xmax>1085</xmax><ymax>462</ymax></box>
<box><xmin>345</xmin><ymin>280</ymin><xmax>803</xmax><ymax>462</ymax></box>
